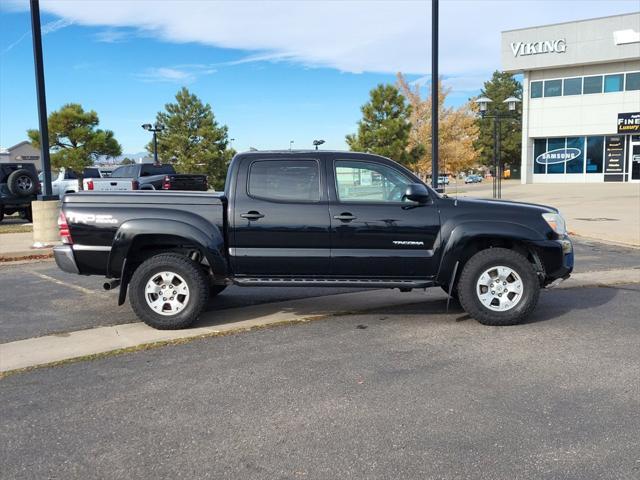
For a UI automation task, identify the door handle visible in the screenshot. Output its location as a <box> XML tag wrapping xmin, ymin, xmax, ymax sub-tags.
<box><xmin>333</xmin><ymin>213</ymin><xmax>357</xmax><ymax>221</ymax></box>
<box><xmin>240</xmin><ymin>211</ymin><xmax>265</xmax><ymax>220</ymax></box>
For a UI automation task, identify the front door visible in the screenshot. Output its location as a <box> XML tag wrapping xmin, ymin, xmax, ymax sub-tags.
<box><xmin>328</xmin><ymin>157</ymin><xmax>440</xmax><ymax>278</ymax></box>
<box><xmin>630</xmin><ymin>136</ymin><xmax>640</xmax><ymax>182</ymax></box>
<box><xmin>231</xmin><ymin>157</ymin><xmax>331</xmax><ymax>276</ymax></box>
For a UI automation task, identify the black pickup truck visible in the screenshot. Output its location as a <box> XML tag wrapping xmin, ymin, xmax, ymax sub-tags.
<box><xmin>54</xmin><ymin>150</ymin><xmax>573</xmax><ymax>329</ymax></box>
<box><xmin>87</xmin><ymin>163</ymin><xmax>208</xmax><ymax>191</ymax></box>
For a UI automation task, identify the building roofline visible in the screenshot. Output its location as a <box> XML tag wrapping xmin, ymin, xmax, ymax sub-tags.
<box><xmin>8</xmin><ymin>140</ymin><xmax>32</xmax><ymax>150</ymax></box>
<box><xmin>502</xmin><ymin>11</ymin><xmax>639</xmax><ymax>34</ymax></box>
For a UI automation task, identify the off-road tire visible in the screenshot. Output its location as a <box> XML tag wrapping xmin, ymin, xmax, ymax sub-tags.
<box><xmin>7</xmin><ymin>169</ymin><xmax>38</xmax><ymax>197</ymax></box>
<box><xmin>129</xmin><ymin>253</ymin><xmax>210</xmax><ymax>329</ymax></box>
<box><xmin>457</xmin><ymin>248</ymin><xmax>540</xmax><ymax>326</ymax></box>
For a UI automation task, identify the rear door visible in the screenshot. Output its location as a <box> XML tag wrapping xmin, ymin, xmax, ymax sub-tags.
<box><xmin>327</xmin><ymin>156</ymin><xmax>440</xmax><ymax>278</ymax></box>
<box><xmin>230</xmin><ymin>156</ymin><xmax>331</xmax><ymax>276</ymax></box>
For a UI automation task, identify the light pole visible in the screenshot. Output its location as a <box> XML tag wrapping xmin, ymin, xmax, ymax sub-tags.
<box><xmin>141</xmin><ymin>123</ymin><xmax>165</xmax><ymax>164</ymax></box>
<box><xmin>289</xmin><ymin>140</ymin><xmax>294</xmax><ymax>151</ymax></box>
<box><xmin>313</xmin><ymin>139</ymin><xmax>325</xmax><ymax>150</ymax></box>
<box><xmin>474</xmin><ymin>96</ymin><xmax>521</xmax><ymax>199</ymax></box>
<box><xmin>431</xmin><ymin>0</ymin><xmax>439</xmax><ymax>191</ymax></box>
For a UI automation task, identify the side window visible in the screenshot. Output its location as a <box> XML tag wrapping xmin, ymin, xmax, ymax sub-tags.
<box><xmin>64</xmin><ymin>170</ymin><xmax>78</xmax><ymax>180</ymax></box>
<box><xmin>248</xmin><ymin>160</ymin><xmax>320</xmax><ymax>202</ymax></box>
<box><xmin>335</xmin><ymin>161</ymin><xmax>411</xmax><ymax>203</ymax></box>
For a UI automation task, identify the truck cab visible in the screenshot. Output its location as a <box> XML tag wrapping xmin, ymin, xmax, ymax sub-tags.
<box><xmin>54</xmin><ymin>151</ymin><xmax>573</xmax><ymax>330</ymax></box>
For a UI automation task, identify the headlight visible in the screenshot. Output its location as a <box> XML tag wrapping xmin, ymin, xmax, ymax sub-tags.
<box><xmin>542</xmin><ymin>212</ymin><xmax>567</xmax><ymax>236</ymax></box>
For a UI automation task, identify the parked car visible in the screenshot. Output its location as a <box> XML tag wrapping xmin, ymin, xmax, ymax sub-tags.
<box><xmin>54</xmin><ymin>150</ymin><xmax>573</xmax><ymax>330</ymax></box>
<box><xmin>465</xmin><ymin>174</ymin><xmax>483</xmax><ymax>184</ymax></box>
<box><xmin>0</xmin><ymin>163</ymin><xmax>40</xmax><ymax>222</ymax></box>
<box><xmin>38</xmin><ymin>168</ymin><xmax>103</xmax><ymax>196</ymax></box>
<box><xmin>86</xmin><ymin>163</ymin><xmax>208</xmax><ymax>191</ymax></box>
<box><xmin>438</xmin><ymin>175</ymin><xmax>450</xmax><ymax>185</ymax></box>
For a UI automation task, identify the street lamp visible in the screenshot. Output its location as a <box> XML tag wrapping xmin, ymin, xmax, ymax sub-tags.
<box><xmin>141</xmin><ymin>122</ymin><xmax>165</xmax><ymax>164</ymax></box>
<box><xmin>312</xmin><ymin>139</ymin><xmax>325</xmax><ymax>150</ymax></box>
<box><xmin>474</xmin><ymin>96</ymin><xmax>521</xmax><ymax>199</ymax></box>
<box><xmin>289</xmin><ymin>140</ymin><xmax>294</xmax><ymax>151</ymax></box>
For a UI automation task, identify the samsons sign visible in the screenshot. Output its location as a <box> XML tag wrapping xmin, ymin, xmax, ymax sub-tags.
<box><xmin>511</xmin><ymin>39</ymin><xmax>566</xmax><ymax>57</ymax></box>
<box><xmin>535</xmin><ymin>147</ymin><xmax>581</xmax><ymax>165</ymax></box>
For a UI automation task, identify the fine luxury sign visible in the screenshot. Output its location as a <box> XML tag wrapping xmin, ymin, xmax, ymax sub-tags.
<box><xmin>511</xmin><ymin>39</ymin><xmax>566</xmax><ymax>57</ymax></box>
<box><xmin>535</xmin><ymin>147</ymin><xmax>580</xmax><ymax>165</ymax></box>
<box><xmin>617</xmin><ymin>112</ymin><xmax>640</xmax><ymax>134</ymax></box>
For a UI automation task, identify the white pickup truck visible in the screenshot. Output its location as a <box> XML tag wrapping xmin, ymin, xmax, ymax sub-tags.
<box><xmin>38</xmin><ymin>168</ymin><xmax>104</xmax><ymax>196</ymax></box>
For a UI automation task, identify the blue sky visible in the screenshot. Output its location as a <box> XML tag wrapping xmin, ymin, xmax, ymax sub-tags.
<box><xmin>1</xmin><ymin>0</ymin><xmax>638</xmax><ymax>154</ymax></box>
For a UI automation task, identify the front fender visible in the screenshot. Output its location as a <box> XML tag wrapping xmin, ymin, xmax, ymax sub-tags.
<box><xmin>107</xmin><ymin>218</ymin><xmax>226</xmax><ymax>278</ymax></box>
<box><xmin>435</xmin><ymin>221</ymin><xmax>544</xmax><ymax>286</ymax></box>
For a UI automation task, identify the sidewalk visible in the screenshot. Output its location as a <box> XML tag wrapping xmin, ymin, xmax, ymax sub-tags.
<box><xmin>0</xmin><ymin>232</ymin><xmax>55</xmax><ymax>261</ymax></box>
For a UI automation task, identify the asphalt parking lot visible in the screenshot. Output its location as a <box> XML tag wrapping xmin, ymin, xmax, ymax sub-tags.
<box><xmin>1</xmin><ymin>282</ymin><xmax>639</xmax><ymax>479</ymax></box>
<box><xmin>1</xmin><ymin>237</ymin><xmax>638</xmax><ymax>343</ymax></box>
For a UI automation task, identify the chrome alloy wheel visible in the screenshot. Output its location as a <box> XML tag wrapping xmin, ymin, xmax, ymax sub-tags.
<box><xmin>144</xmin><ymin>271</ymin><xmax>190</xmax><ymax>316</ymax></box>
<box><xmin>17</xmin><ymin>175</ymin><xmax>33</xmax><ymax>191</ymax></box>
<box><xmin>476</xmin><ymin>266</ymin><xmax>524</xmax><ymax>312</ymax></box>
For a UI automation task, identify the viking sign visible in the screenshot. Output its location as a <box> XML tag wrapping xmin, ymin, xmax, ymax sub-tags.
<box><xmin>535</xmin><ymin>147</ymin><xmax>581</xmax><ymax>165</ymax></box>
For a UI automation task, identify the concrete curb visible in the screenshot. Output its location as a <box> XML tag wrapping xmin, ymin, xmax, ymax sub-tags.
<box><xmin>1</xmin><ymin>268</ymin><xmax>639</xmax><ymax>374</ymax></box>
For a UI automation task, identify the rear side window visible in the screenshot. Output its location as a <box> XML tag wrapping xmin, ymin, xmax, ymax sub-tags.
<box><xmin>141</xmin><ymin>164</ymin><xmax>176</xmax><ymax>176</ymax></box>
<box><xmin>248</xmin><ymin>160</ymin><xmax>320</xmax><ymax>202</ymax></box>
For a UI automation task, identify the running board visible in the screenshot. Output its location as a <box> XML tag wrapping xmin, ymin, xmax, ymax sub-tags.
<box><xmin>232</xmin><ymin>277</ymin><xmax>435</xmax><ymax>289</ymax></box>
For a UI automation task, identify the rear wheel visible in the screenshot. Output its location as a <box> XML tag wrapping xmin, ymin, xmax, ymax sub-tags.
<box><xmin>129</xmin><ymin>253</ymin><xmax>210</xmax><ymax>329</ymax></box>
<box><xmin>7</xmin><ymin>169</ymin><xmax>38</xmax><ymax>196</ymax></box>
<box><xmin>457</xmin><ymin>248</ymin><xmax>540</xmax><ymax>326</ymax></box>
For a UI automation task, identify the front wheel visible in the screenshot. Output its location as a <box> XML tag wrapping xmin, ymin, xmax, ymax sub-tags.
<box><xmin>129</xmin><ymin>253</ymin><xmax>210</xmax><ymax>329</ymax></box>
<box><xmin>457</xmin><ymin>248</ymin><xmax>540</xmax><ymax>326</ymax></box>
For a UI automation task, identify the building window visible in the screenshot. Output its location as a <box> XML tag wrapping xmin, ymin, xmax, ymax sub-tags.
<box><xmin>626</xmin><ymin>72</ymin><xmax>640</xmax><ymax>91</ymax></box>
<box><xmin>563</xmin><ymin>77</ymin><xmax>582</xmax><ymax>96</ymax></box>
<box><xmin>547</xmin><ymin>138</ymin><xmax>566</xmax><ymax>174</ymax></box>
<box><xmin>586</xmin><ymin>136</ymin><xmax>604</xmax><ymax>173</ymax></box>
<box><xmin>565</xmin><ymin>137</ymin><xmax>585</xmax><ymax>174</ymax></box>
<box><xmin>544</xmin><ymin>79</ymin><xmax>562</xmax><ymax>97</ymax></box>
<box><xmin>533</xmin><ymin>139</ymin><xmax>547</xmax><ymax>174</ymax></box>
<box><xmin>604</xmin><ymin>74</ymin><xmax>624</xmax><ymax>93</ymax></box>
<box><xmin>583</xmin><ymin>76</ymin><xmax>603</xmax><ymax>94</ymax></box>
<box><xmin>530</xmin><ymin>81</ymin><xmax>543</xmax><ymax>99</ymax></box>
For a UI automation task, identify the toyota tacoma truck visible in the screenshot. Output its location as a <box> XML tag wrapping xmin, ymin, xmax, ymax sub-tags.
<box><xmin>53</xmin><ymin>150</ymin><xmax>573</xmax><ymax>329</ymax></box>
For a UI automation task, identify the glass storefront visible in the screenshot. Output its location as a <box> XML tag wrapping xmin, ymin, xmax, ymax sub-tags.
<box><xmin>533</xmin><ymin>136</ymin><xmax>607</xmax><ymax>175</ymax></box>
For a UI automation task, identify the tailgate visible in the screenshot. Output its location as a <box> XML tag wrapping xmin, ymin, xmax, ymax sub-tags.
<box><xmin>166</xmin><ymin>175</ymin><xmax>208</xmax><ymax>191</ymax></box>
<box><xmin>90</xmin><ymin>179</ymin><xmax>136</xmax><ymax>191</ymax></box>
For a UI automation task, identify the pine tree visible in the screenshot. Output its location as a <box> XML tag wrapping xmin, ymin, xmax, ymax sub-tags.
<box><xmin>346</xmin><ymin>84</ymin><xmax>418</xmax><ymax>167</ymax></box>
<box><xmin>150</xmin><ymin>87</ymin><xmax>234</xmax><ymax>190</ymax></box>
<box><xmin>28</xmin><ymin>103</ymin><xmax>122</xmax><ymax>190</ymax></box>
<box><xmin>473</xmin><ymin>71</ymin><xmax>522</xmax><ymax>172</ymax></box>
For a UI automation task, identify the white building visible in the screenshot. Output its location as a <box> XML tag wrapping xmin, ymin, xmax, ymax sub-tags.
<box><xmin>502</xmin><ymin>13</ymin><xmax>640</xmax><ymax>183</ymax></box>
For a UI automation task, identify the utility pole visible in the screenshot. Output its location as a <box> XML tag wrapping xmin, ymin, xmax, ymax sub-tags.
<box><xmin>30</xmin><ymin>0</ymin><xmax>55</xmax><ymax>200</ymax></box>
<box><xmin>431</xmin><ymin>0</ymin><xmax>439</xmax><ymax>191</ymax></box>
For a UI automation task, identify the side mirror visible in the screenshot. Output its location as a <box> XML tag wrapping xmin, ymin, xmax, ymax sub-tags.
<box><xmin>404</xmin><ymin>183</ymin><xmax>430</xmax><ymax>203</ymax></box>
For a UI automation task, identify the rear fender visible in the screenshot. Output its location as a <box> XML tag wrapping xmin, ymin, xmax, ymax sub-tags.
<box><xmin>435</xmin><ymin>221</ymin><xmax>544</xmax><ymax>286</ymax></box>
<box><xmin>108</xmin><ymin>218</ymin><xmax>227</xmax><ymax>279</ymax></box>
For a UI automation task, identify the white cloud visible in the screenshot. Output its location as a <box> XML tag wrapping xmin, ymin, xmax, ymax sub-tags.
<box><xmin>136</xmin><ymin>65</ymin><xmax>217</xmax><ymax>83</ymax></box>
<box><xmin>1</xmin><ymin>17</ymin><xmax>72</xmax><ymax>54</ymax></box>
<box><xmin>6</xmin><ymin>0</ymin><xmax>639</xmax><ymax>86</ymax></box>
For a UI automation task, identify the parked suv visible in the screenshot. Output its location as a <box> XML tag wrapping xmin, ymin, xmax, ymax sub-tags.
<box><xmin>0</xmin><ymin>163</ymin><xmax>40</xmax><ymax>222</ymax></box>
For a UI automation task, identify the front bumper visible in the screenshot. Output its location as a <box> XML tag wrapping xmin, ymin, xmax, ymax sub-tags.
<box><xmin>531</xmin><ymin>236</ymin><xmax>574</xmax><ymax>286</ymax></box>
<box><xmin>53</xmin><ymin>245</ymin><xmax>79</xmax><ymax>274</ymax></box>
